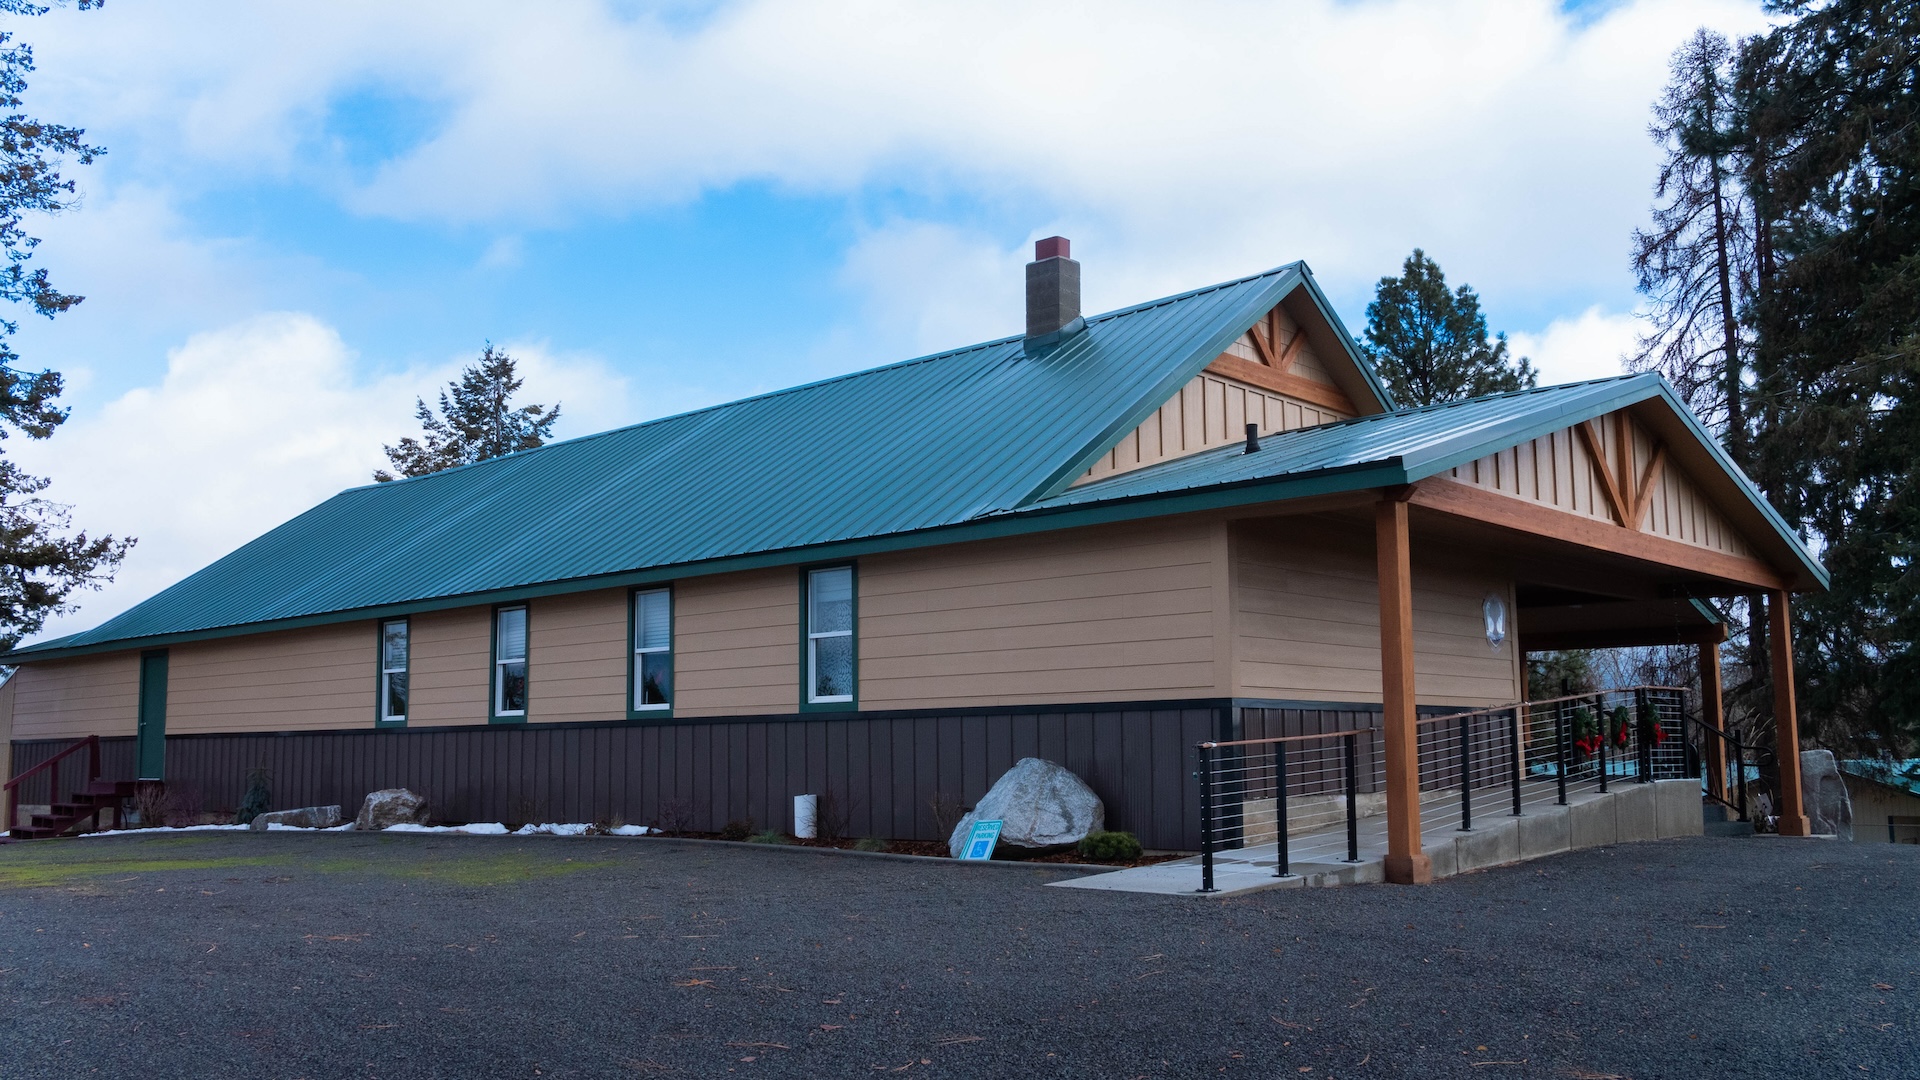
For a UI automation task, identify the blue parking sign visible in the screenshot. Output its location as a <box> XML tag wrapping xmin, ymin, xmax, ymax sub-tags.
<box><xmin>961</xmin><ymin>819</ymin><xmax>1003</xmax><ymax>861</ymax></box>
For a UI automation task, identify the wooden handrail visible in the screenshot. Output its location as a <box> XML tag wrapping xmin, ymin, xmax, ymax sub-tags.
<box><xmin>4</xmin><ymin>734</ymin><xmax>100</xmax><ymax>832</ymax></box>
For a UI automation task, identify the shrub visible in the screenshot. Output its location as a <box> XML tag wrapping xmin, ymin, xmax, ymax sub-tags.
<box><xmin>236</xmin><ymin>768</ymin><xmax>272</xmax><ymax>825</ymax></box>
<box><xmin>747</xmin><ymin>830</ymin><xmax>791</xmax><ymax>845</ymax></box>
<box><xmin>854</xmin><ymin>836</ymin><xmax>891</xmax><ymax>852</ymax></box>
<box><xmin>719</xmin><ymin>818</ymin><xmax>756</xmax><ymax>841</ymax></box>
<box><xmin>1077</xmin><ymin>830</ymin><xmax>1143</xmax><ymax>862</ymax></box>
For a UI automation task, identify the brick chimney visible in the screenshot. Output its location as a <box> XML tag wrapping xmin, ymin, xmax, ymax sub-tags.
<box><xmin>1024</xmin><ymin>236</ymin><xmax>1084</xmax><ymax>349</ymax></box>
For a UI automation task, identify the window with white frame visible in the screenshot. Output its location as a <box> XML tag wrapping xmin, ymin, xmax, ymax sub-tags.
<box><xmin>379</xmin><ymin>619</ymin><xmax>409</xmax><ymax>724</ymax></box>
<box><xmin>495</xmin><ymin>605</ymin><xmax>529</xmax><ymax>716</ymax></box>
<box><xmin>806</xmin><ymin>566</ymin><xmax>854</xmax><ymax>704</ymax></box>
<box><xmin>633</xmin><ymin>588</ymin><xmax>672</xmax><ymax>711</ymax></box>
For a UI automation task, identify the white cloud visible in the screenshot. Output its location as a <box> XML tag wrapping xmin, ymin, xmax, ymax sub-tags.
<box><xmin>11</xmin><ymin>314</ymin><xmax>633</xmax><ymax>643</ymax></box>
<box><xmin>25</xmin><ymin>0</ymin><xmax>1772</xmax><ymax>309</ymax></box>
<box><xmin>1509</xmin><ymin>306</ymin><xmax>1642</xmax><ymax>386</ymax></box>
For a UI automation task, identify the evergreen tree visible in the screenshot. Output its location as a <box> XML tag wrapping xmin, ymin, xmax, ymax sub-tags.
<box><xmin>1629</xmin><ymin>29</ymin><xmax>1757</xmax><ymax>463</ymax></box>
<box><xmin>375</xmin><ymin>345</ymin><xmax>562</xmax><ymax>481</ymax></box>
<box><xmin>1739</xmin><ymin>0</ymin><xmax>1919</xmax><ymax>754</ymax></box>
<box><xmin>1362</xmin><ymin>249</ymin><xmax>1537</xmax><ymax>407</ymax></box>
<box><xmin>0</xmin><ymin>0</ymin><xmax>132</xmax><ymax>653</ymax></box>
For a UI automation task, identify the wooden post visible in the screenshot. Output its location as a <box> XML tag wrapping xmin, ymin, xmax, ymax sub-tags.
<box><xmin>1376</xmin><ymin>496</ymin><xmax>1431</xmax><ymax>884</ymax></box>
<box><xmin>1699</xmin><ymin>640</ymin><xmax>1726</xmax><ymax>803</ymax></box>
<box><xmin>1768</xmin><ymin>590</ymin><xmax>1811</xmax><ymax>836</ymax></box>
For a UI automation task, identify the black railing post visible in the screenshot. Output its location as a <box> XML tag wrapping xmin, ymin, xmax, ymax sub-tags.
<box><xmin>1555</xmin><ymin>698</ymin><xmax>1569</xmax><ymax>806</ymax></box>
<box><xmin>1344</xmin><ymin>733</ymin><xmax>1360</xmax><ymax>863</ymax></box>
<box><xmin>1198</xmin><ymin>744</ymin><xmax>1217</xmax><ymax>893</ymax></box>
<box><xmin>1457</xmin><ymin>712</ymin><xmax>1473</xmax><ymax>831</ymax></box>
<box><xmin>1274</xmin><ymin>742</ymin><xmax>1292</xmax><ymax>878</ymax></box>
<box><xmin>1597</xmin><ymin>696</ymin><xmax>1609</xmax><ymax>794</ymax></box>
<box><xmin>1509</xmin><ymin>708</ymin><xmax>1523</xmax><ymax>816</ymax></box>
<box><xmin>1635</xmin><ymin>688</ymin><xmax>1653</xmax><ymax>783</ymax></box>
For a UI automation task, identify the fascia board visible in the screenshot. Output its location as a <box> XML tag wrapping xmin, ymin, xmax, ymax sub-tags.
<box><xmin>1290</xmin><ymin>265</ymin><xmax>1396</xmax><ymax>412</ymax></box>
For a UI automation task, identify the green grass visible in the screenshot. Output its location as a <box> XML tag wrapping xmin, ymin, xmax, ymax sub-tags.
<box><xmin>0</xmin><ymin>835</ymin><xmax>611</xmax><ymax>890</ymax></box>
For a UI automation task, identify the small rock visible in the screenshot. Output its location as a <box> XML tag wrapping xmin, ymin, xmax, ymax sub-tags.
<box><xmin>355</xmin><ymin>788</ymin><xmax>429</xmax><ymax>831</ymax></box>
<box><xmin>949</xmin><ymin>758</ymin><xmax>1105</xmax><ymax>858</ymax></box>
<box><xmin>1801</xmin><ymin>749</ymin><xmax>1853</xmax><ymax>840</ymax></box>
<box><xmin>248</xmin><ymin>805</ymin><xmax>343</xmax><ymax>831</ymax></box>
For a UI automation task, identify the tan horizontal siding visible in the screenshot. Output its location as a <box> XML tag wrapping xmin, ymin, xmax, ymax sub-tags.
<box><xmin>1080</xmin><ymin>370</ymin><xmax>1348</xmax><ymax>484</ymax></box>
<box><xmin>10</xmin><ymin>653</ymin><xmax>140</xmax><ymax>741</ymax></box>
<box><xmin>859</xmin><ymin>517</ymin><xmax>1222</xmax><ymax>709</ymax></box>
<box><xmin>527</xmin><ymin>589</ymin><xmax>628</xmax><ymax>722</ymax></box>
<box><xmin>408</xmin><ymin>606</ymin><xmax>491</xmax><ymax>726</ymax></box>
<box><xmin>1447</xmin><ymin>411</ymin><xmax>1751</xmax><ymax>557</ymax></box>
<box><xmin>167</xmin><ymin>622</ymin><xmax>373</xmax><ymax>734</ymax></box>
<box><xmin>1233</xmin><ymin>518</ymin><xmax>1519</xmax><ymax>708</ymax></box>
<box><xmin>675</xmin><ymin>568</ymin><xmax>798</xmax><ymax>717</ymax></box>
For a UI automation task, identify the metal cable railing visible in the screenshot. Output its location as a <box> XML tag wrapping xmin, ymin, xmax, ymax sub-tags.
<box><xmin>1195</xmin><ymin>729</ymin><xmax>1369</xmax><ymax>892</ymax></box>
<box><xmin>1193</xmin><ymin>687</ymin><xmax>1694</xmax><ymax>892</ymax></box>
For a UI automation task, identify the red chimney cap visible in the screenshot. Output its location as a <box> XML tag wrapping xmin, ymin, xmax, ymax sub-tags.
<box><xmin>1034</xmin><ymin>236</ymin><xmax>1070</xmax><ymax>261</ymax></box>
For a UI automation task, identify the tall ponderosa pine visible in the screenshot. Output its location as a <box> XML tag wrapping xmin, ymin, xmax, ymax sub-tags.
<box><xmin>1630</xmin><ymin>29</ymin><xmax>1757</xmax><ymax>464</ymax></box>
<box><xmin>375</xmin><ymin>345</ymin><xmax>561</xmax><ymax>481</ymax></box>
<box><xmin>1739</xmin><ymin>0</ymin><xmax>1920</xmax><ymax>754</ymax></box>
<box><xmin>0</xmin><ymin>0</ymin><xmax>132</xmax><ymax>652</ymax></box>
<box><xmin>1362</xmin><ymin>249</ymin><xmax>1537</xmax><ymax>407</ymax></box>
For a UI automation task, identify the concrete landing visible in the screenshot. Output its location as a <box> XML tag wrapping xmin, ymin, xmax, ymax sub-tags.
<box><xmin>1049</xmin><ymin>778</ymin><xmax>1706</xmax><ymax>897</ymax></box>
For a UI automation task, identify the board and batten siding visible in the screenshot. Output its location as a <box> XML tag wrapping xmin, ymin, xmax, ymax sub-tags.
<box><xmin>1446</xmin><ymin>411</ymin><xmax>1751</xmax><ymax>557</ymax></box>
<box><xmin>674</xmin><ymin>567</ymin><xmax>800</xmax><ymax>717</ymax></box>
<box><xmin>8</xmin><ymin>652</ymin><xmax>140</xmax><ymax>740</ymax></box>
<box><xmin>1232</xmin><ymin>517</ymin><xmax>1521</xmax><ymax>708</ymax></box>
<box><xmin>858</xmin><ymin>517</ymin><xmax>1223</xmax><ymax>709</ymax></box>
<box><xmin>1079</xmin><ymin>369</ymin><xmax>1349</xmax><ymax>485</ymax></box>
<box><xmin>526</xmin><ymin>588</ymin><xmax>628</xmax><ymax>722</ymax></box>
<box><xmin>167</xmin><ymin>622</ymin><xmax>373</xmax><ymax>734</ymax></box>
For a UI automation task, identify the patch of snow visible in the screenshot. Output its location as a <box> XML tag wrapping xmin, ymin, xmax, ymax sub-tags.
<box><xmin>514</xmin><ymin>822</ymin><xmax>591</xmax><ymax>836</ymax></box>
<box><xmin>78</xmin><ymin>823</ymin><xmax>251</xmax><ymax>837</ymax></box>
<box><xmin>382</xmin><ymin>822</ymin><xmax>510</xmax><ymax>835</ymax></box>
<box><xmin>609</xmin><ymin>824</ymin><xmax>653</xmax><ymax>836</ymax></box>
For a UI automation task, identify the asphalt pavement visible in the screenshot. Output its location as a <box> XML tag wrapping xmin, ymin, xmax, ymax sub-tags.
<box><xmin>0</xmin><ymin>831</ymin><xmax>1913</xmax><ymax>1078</ymax></box>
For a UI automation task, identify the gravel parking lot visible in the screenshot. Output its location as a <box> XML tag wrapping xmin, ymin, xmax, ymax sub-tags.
<box><xmin>0</xmin><ymin>831</ymin><xmax>1913</xmax><ymax>1079</ymax></box>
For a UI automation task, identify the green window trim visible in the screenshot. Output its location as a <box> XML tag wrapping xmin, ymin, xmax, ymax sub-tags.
<box><xmin>626</xmin><ymin>584</ymin><xmax>675</xmax><ymax>721</ymax></box>
<box><xmin>798</xmin><ymin>562</ymin><xmax>857</xmax><ymax>714</ymax></box>
<box><xmin>489</xmin><ymin>602</ymin><xmax>530</xmax><ymax>724</ymax></box>
<box><xmin>375</xmin><ymin>617</ymin><xmax>410</xmax><ymax>728</ymax></box>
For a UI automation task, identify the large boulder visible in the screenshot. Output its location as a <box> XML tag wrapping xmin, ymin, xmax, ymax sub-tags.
<box><xmin>1801</xmin><ymin>749</ymin><xmax>1853</xmax><ymax>840</ymax></box>
<box><xmin>949</xmin><ymin>758</ymin><xmax>1105</xmax><ymax>858</ymax></box>
<box><xmin>355</xmin><ymin>788</ymin><xmax>429</xmax><ymax>831</ymax></box>
<box><xmin>249</xmin><ymin>805</ymin><xmax>343</xmax><ymax>831</ymax></box>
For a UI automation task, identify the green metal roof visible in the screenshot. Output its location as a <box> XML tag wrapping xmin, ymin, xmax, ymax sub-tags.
<box><xmin>11</xmin><ymin>262</ymin><xmax>1394</xmax><ymax>660</ymax></box>
<box><xmin>7</xmin><ymin>266</ymin><xmax>1819</xmax><ymax>664</ymax></box>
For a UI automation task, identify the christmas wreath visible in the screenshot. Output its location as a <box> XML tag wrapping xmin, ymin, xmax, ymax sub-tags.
<box><xmin>1610</xmin><ymin>704</ymin><xmax>1633</xmax><ymax>750</ymax></box>
<box><xmin>1638</xmin><ymin>697</ymin><xmax>1667</xmax><ymax>746</ymax></box>
<box><xmin>1569</xmin><ymin>705</ymin><xmax>1603</xmax><ymax>760</ymax></box>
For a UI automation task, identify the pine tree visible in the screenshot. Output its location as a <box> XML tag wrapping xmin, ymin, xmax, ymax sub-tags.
<box><xmin>1740</xmin><ymin>0</ymin><xmax>1920</xmax><ymax>754</ymax></box>
<box><xmin>375</xmin><ymin>345</ymin><xmax>562</xmax><ymax>481</ymax></box>
<box><xmin>0</xmin><ymin>0</ymin><xmax>132</xmax><ymax>652</ymax></box>
<box><xmin>1362</xmin><ymin>249</ymin><xmax>1537</xmax><ymax>407</ymax></box>
<box><xmin>1629</xmin><ymin>29</ymin><xmax>1756</xmax><ymax>464</ymax></box>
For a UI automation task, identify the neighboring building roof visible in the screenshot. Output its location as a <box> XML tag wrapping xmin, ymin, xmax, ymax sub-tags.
<box><xmin>5</xmin><ymin>263</ymin><xmax>1822</xmax><ymax>663</ymax></box>
<box><xmin>1840</xmin><ymin>759</ymin><xmax>1920</xmax><ymax>799</ymax></box>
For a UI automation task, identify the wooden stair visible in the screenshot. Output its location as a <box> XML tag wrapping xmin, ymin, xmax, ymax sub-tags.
<box><xmin>8</xmin><ymin>779</ymin><xmax>136</xmax><ymax>840</ymax></box>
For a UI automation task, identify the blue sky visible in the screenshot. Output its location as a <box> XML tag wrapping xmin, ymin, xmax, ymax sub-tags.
<box><xmin>7</xmin><ymin>0</ymin><xmax>1770</xmax><ymax>640</ymax></box>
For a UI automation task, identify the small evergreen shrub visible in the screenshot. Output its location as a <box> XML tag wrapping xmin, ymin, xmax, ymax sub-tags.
<box><xmin>1077</xmin><ymin>830</ymin><xmax>1143</xmax><ymax>862</ymax></box>
<box><xmin>747</xmin><ymin>830</ymin><xmax>792</xmax><ymax>845</ymax></box>
<box><xmin>719</xmin><ymin>818</ymin><xmax>756</xmax><ymax>841</ymax></box>
<box><xmin>236</xmin><ymin>768</ymin><xmax>272</xmax><ymax>825</ymax></box>
<box><xmin>854</xmin><ymin>836</ymin><xmax>891</xmax><ymax>852</ymax></box>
